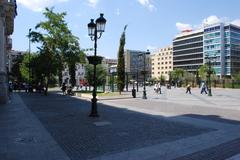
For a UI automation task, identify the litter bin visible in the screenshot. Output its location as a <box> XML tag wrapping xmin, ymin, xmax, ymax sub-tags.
<box><xmin>132</xmin><ymin>88</ymin><xmax>136</xmax><ymax>98</ymax></box>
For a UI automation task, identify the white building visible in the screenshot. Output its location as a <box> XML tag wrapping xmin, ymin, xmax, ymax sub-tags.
<box><xmin>0</xmin><ymin>0</ymin><xmax>17</xmax><ymax>103</ymax></box>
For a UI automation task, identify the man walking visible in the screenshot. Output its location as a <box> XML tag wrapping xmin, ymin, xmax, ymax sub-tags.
<box><xmin>186</xmin><ymin>84</ymin><xmax>191</xmax><ymax>94</ymax></box>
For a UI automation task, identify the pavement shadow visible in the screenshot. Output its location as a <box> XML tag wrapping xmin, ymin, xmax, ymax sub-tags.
<box><xmin>183</xmin><ymin>114</ymin><xmax>240</xmax><ymax>125</ymax></box>
<box><xmin>17</xmin><ymin>91</ymin><xmax>240</xmax><ymax>160</ymax></box>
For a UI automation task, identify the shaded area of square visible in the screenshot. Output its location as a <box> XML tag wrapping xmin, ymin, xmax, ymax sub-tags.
<box><xmin>20</xmin><ymin>93</ymin><xmax>214</xmax><ymax>160</ymax></box>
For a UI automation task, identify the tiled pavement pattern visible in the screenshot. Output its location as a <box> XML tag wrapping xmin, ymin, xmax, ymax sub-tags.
<box><xmin>174</xmin><ymin>138</ymin><xmax>240</xmax><ymax>160</ymax></box>
<box><xmin>19</xmin><ymin>92</ymin><xmax>213</xmax><ymax>160</ymax></box>
<box><xmin>1</xmin><ymin>87</ymin><xmax>240</xmax><ymax>160</ymax></box>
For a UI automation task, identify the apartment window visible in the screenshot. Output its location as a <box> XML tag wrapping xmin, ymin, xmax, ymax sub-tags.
<box><xmin>158</xmin><ymin>62</ymin><xmax>160</xmax><ymax>65</ymax></box>
<box><xmin>162</xmin><ymin>62</ymin><xmax>164</xmax><ymax>64</ymax></box>
<box><xmin>161</xmin><ymin>67</ymin><xmax>164</xmax><ymax>69</ymax></box>
<box><xmin>152</xmin><ymin>67</ymin><xmax>154</xmax><ymax>70</ymax></box>
<box><xmin>169</xmin><ymin>61</ymin><xmax>172</xmax><ymax>64</ymax></box>
<box><xmin>165</xmin><ymin>71</ymin><xmax>168</xmax><ymax>74</ymax></box>
<box><xmin>152</xmin><ymin>63</ymin><xmax>154</xmax><ymax>65</ymax></box>
<box><xmin>158</xmin><ymin>67</ymin><xmax>160</xmax><ymax>69</ymax></box>
<box><xmin>165</xmin><ymin>57</ymin><xmax>168</xmax><ymax>59</ymax></box>
<box><xmin>158</xmin><ymin>72</ymin><xmax>160</xmax><ymax>74</ymax></box>
<box><xmin>169</xmin><ymin>66</ymin><xmax>172</xmax><ymax>69</ymax></box>
<box><xmin>162</xmin><ymin>57</ymin><xmax>164</xmax><ymax>60</ymax></box>
<box><xmin>165</xmin><ymin>62</ymin><xmax>168</xmax><ymax>64</ymax></box>
<box><xmin>162</xmin><ymin>71</ymin><xmax>164</xmax><ymax>74</ymax></box>
<box><xmin>165</xmin><ymin>66</ymin><xmax>168</xmax><ymax>69</ymax></box>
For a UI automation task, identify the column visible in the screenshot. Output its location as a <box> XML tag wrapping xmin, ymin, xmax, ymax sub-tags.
<box><xmin>0</xmin><ymin>13</ymin><xmax>8</xmax><ymax>104</ymax></box>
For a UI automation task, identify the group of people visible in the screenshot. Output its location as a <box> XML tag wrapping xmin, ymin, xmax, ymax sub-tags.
<box><xmin>154</xmin><ymin>82</ymin><xmax>162</xmax><ymax>94</ymax></box>
<box><xmin>61</xmin><ymin>83</ymin><xmax>74</xmax><ymax>95</ymax></box>
<box><xmin>185</xmin><ymin>81</ymin><xmax>208</xmax><ymax>94</ymax></box>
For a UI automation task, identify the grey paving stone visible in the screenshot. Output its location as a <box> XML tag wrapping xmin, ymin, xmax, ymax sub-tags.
<box><xmin>19</xmin><ymin>92</ymin><xmax>213</xmax><ymax>160</ymax></box>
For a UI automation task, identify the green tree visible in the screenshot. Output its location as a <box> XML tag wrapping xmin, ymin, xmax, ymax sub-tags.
<box><xmin>10</xmin><ymin>54</ymin><xmax>24</xmax><ymax>82</ymax></box>
<box><xmin>199</xmin><ymin>64</ymin><xmax>215</xmax><ymax>81</ymax></box>
<box><xmin>117</xmin><ymin>25</ymin><xmax>127</xmax><ymax>93</ymax></box>
<box><xmin>19</xmin><ymin>53</ymin><xmax>36</xmax><ymax>83</ymax></box>
<box><xmin>29</xmin><ymin>7</ymin><xmax>84</xmax><ymax>94</ymax></box>
<box><xmin>158</xmin><ymin>75</ymin><xmax>166</xmax><ymax>84</ymax></box>
<box><xmin>85</xmin><ymin>64</ymin><xmax>107</xmax><ymax>86</ymax></box>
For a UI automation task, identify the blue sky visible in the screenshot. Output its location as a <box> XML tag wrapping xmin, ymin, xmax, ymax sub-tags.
<box><xmin>13</xmin><ymin>0</ymin><xmax>240</xmax><ymax>59</ymax></box>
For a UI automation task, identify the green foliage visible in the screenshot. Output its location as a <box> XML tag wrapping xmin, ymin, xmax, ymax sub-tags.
<box><xmin>10</xmin><ymin>54</ymin><xmax>24</xmax><ymax>82</ymax></box>
<box><xmin>233</xmin><ymin>72</ymin><xmax>240</xmax><ymax>81</ymax></box>
<box><xmin>85</xmin><ymin>64</ymin><xmax>107</xmax><ymax>86</ymax></box>
<box><xmin>117</xmin><ymin>25</ymin><xmax>127</xmax><ymax>92</ymax></box>
<box><xmin>19</xmin><ymin>53</ymin><xmax>37</xmax><ymax>83</ymax></box>
<box><xmin>170</xmin><ymin>68</ymin><xmax>185</xmax><ymax>81</ymax></box>
<box><xmin>199</xmin><ymin>64</ymin><xmax>215</xmax><ymax>81</ymax></box>
<box><xmin>158</xmin><ymin>75</ymin><xmax>166</xmax><ymax>83</ymax></box>
<box><xmin>29</xmin><ymin>7</ymin><xmax>85</xmax><ymax>93</ymax></box>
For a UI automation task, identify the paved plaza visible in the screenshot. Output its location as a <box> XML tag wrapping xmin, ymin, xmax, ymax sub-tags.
<box><xmin>0</xmin><ymin>86</ymin><xmax>240</xmax><ymax>160</ymax></box>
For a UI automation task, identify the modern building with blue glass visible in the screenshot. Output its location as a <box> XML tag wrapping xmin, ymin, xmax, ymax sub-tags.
<box><xmin>173</xmin><ymin>23</ymin><xmax>240</xmax><ymax>78</ymax></box>
<box><xmin>203</xmin><ymin>23</ymin><xmax>240</xmax><ymax>78</ymax></box>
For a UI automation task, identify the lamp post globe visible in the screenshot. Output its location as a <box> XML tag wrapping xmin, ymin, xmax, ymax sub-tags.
<box><xmin>87</xmin><ymin>13</ymin><xmax>106</xmax><ymax>117</ymax></box>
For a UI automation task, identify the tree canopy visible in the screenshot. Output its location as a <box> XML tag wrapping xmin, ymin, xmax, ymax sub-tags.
<box><xmin>29</xmin><ymin>7</ymin><xmax>85</xmax><ymax>94</ymax></box>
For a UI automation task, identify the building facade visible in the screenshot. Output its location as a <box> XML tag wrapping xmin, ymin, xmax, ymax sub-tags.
<box><xmin>0</xmin><ymin>0</ymin><xmax>17</xmax><ymax>103</ymax></box>
<box><xmin>151</xmin><ymin>46</ymin><xmax>173</xmax><ymax>80</ymax></box>
<box><xmin>124</xmin><ymin>49</ymin><xmax>151</xmax><ymax>82</ymax></box>
<box><xmin>173</xmin><ymin>23</ymin><xmax>240</xmax><ymax>78</ymax></box>
<box><xmin>173</xmin><ymin>29</ymin><xmax>204</xmax><ymax>73</ymax></box>
<box><xmin>203</xmin><ymin>23</ymin><xmax>240</xmax><ymax>77</ymax></box>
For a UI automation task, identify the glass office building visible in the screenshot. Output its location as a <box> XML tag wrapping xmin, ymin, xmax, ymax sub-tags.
<box><xmin>204</xmin><ymin>23</ymin><xmax>240</xmax><ymax>77</ymax></box>
<box><xmin>173</xmin><ymin>23</ymin><xmax>240</xmax><ymax>77</ymax></box>
<box><xmin>173</xmin><ymin>30</ymin><xmax>204</xmax><ymax>72</ymax></box>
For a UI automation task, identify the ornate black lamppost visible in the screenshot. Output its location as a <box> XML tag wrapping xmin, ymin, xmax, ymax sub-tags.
<box><xmin>87</xmin><ymin>13</ymin><xmax>106</xmax><ymax>117</ymax></box>
<box><xmin>28</xmin><ymin>28</ymin><xmax>32</xmax><ymax>92</ymax></box>
<box><xmin>206</xmin><ymin>55</ymin><xmax>212</xmax><ymax>96</ymax></box>
<box><xmin>139</xmin><ymin>50</ymin><xmax>150</xmax><ymax>99</ymax></box>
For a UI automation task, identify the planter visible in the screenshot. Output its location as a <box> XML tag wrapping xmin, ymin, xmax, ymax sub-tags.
<box><xmin>87</xmin><ymin>56</ymin><xmax>103</xmax><ymax>65</ymax></box>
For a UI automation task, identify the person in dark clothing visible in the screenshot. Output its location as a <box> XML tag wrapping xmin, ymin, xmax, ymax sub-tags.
<box><xmin>186</xmin><ymin>84</ymin><xmax>191</xmax><ymax>94</ymax></box>
<box><xmin>61</xmin><ymin>83</ymin><xmax>67</xmax><ymax>95</ymax></box>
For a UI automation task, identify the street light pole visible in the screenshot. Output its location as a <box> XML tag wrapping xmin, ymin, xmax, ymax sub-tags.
<box><xmin>207</xmin><ymin>56</ymin><xmax>212</xmax><ymax>96</ymax></box>
<box><xmin>87</xmin><ymin>13</ymin><xmax>106</xmax><ymax>117</ymax></box>
<box><xmin>28</xmin><ymin>28</ymin><xmax>31</xmax><ymax>92</ymax></box>
<box><xmin>141</xmin><ymin>50</ymin><xmax>150</xmax><ymax>99</ymax></box>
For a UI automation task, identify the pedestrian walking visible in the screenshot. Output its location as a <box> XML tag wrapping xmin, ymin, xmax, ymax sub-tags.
<box><xmin>200</xmin><ymin>82</ymin><xmax>208</xmax><ymax>94</ymax></box>
<box><xmin>186</xmin><ymin>84</ymin><xmax>191</xmax><ymax>94</ymax></box>
<box><xmin>158</xmin><ymin>82</ymin><xmax>162</xmax><ymax>94</ymax></box>
<box><xmin>61</xmin><ymin>83</ymin><xmax>67</xmax><ymax>95</ymax></box>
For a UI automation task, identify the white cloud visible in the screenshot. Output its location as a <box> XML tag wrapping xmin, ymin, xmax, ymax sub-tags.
<box><xmin>176</xmin><ymin>22</ymin><xmax>192</xmax><ymax>31</ymax></box>
<box><xmin>232</xmin><ymin>19</ymin><xmax>240</xmax><ymax>27</ymax></box>
<box><xmin>17</xmin><ymin>0</ymin><xmax>69</xmax><ymax>12</ymax></box>
<box><xmin>147</xmin><ymin>45</ymin><xmax>157</xmax><ymax>51</ymax></box>
<box><xmin>87</xmin><ymin>0</ymin><xmax>99</xmax><ymax>8</ymax></box>
<box><xmin>137</xmin><ymin>0</ymin><xmax>156</xmax><ymax>11</ymax></box>
<box><xmin>176</xmin><ymin>15</ymin><xmax>240</xmax><ymax>32</ymax></box>
<box><xmin>202</xmin><ymin>15</ymin><xmax>221</xmax><ymax>26</ymax></box>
